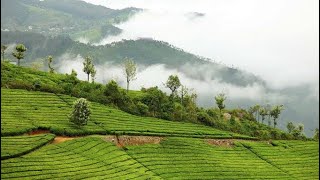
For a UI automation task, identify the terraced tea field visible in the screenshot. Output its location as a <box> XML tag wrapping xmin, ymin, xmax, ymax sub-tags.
<box><xmin>126</xmin><ymin>138</ymin><xmax>319</xmax><ymax>179</ymax></box>
<box><xmin>1</xmin><ymin>137</ymin><xmax>161</xmax><ymax>180</ymax></box>
<box><xmin>1</xmin><ymin>89</ymin><xmax>319</xmax><ymax>179</ymax></box>
<box><xmin>1</xmin><ymin>136</ymin><xmax>318</xmax><ymax>179</ymax></box>
<box><xmin>1</xmin><ymin>88</ymin><xmax>252</xmax><ymax>139</ymax></box>
<box><xmin>1</xmin><ymin>134</ymin><xmax>55</xmax><ymax>160</ymax></box>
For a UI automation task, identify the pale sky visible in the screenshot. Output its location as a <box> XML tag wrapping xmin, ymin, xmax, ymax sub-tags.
<box><xmin>82</xmin><ymin>0</ymin><xmax>319</xmax><ymax>89</ymax></box>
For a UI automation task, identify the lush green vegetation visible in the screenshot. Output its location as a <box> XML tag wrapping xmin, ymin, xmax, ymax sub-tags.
<box><xmin>1</xmin><ymin>137</ymin><xmax>161</xmax><ymax>179</ymax></box>
<box><xmin>240</xmin><ymin>140</ymin><xmax>319</xmax><ymax>179</ymax></box>
<box><xmin>1</xmin><ymin>136</ymin><xmax>318</xmax><ymax>179</ymax></box>
<box><xmin>1</xmin><ymin>62</ymin><xmax>294</xmax><ymax>140</ymax></box>
<box><xmin>2</xmin><ymin>88</ymin><xmax>254</xmax><ymax>139</ymax></box>
<box><xmin>1</xmin><ymin>0</ymin><xmax>140</xmax><ymax>43</ymax></box>
<box><xmin>1</xmin><ymin>134</ymin><xmax>55</xmax><ymax>160</ymax></box>
<box><xmin>126</xmin><ymin>137</ymin><xmax>319</xmax><ymax>179</ymax></box>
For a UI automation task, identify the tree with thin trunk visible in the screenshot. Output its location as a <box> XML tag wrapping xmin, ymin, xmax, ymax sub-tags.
<box><xmin>259</xmin><ymin>107</ymin><xmax>268</xmax><ymax>124</ymax></box>
<box><xmin>83</xmin><ymin>56</ymin><xmax>95</xmax><ymax>82</ymax></box>
<box><xmin>165</xmin><ymin>75</ymin><xmax>181</xmax><ymax>96</ymax></box>
<box><xmin>12</xmin><ymin>44</ymin><xmax>27</xmax><ymax>66</ymax></box>
<box><xmin>46</xmin><ymin>55</ymin><xmax>54</xmax><ymax>73</ymax></box>
<box><xmin>123</xmin><ymin>57</ymin><xmax>137</xmax><ymax>92</ymax></box>
<box><xmin>1</xmin><ymin>45</ymin><xmax>7</xmax><ymax>61</ymax></box>
<box><xmin>248</xmin><ymin>104</ymin><xmax>260</xmax><ymax>122</ymax></box>
<box><xmin>215</xmin><ymin>93</ymin><xmax>226</xmax><ymax>116</ymax></box>
<box><xmin>178</xmin><ymin>85</ymin><xmax>189</xmax><ymax>120</ymax></box>
<box><xmin>253</xmin><ymin>104</ymin><xmax>260</xmax><ymax>122</ymax></box>
<box><xmin>270</xmin><ymin>105</ymin><xmax>284</xmax><ymax>128</ymax></box>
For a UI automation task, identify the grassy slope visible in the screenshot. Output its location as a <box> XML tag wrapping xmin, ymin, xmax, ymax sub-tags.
<box><xmin>1</xmin><ymin>88</ymin><xmax>252</xmax><ymax>139</ymax></box>
<box><xmin>1</xmin><ymin>137</ymin><xmax>161</xmax><ymax>179</ymax></box>
<box><xmin>1</xmin><ymin>134</ymin><xmax>55</xmax><ymax>160</ymax></box>
<box><xmin>126</xmin><ymin>138</ymin><xmax>319</xmax><ymax>179</ymax></box>
<box><xmin>1</xmin><ymin>136</ymin><xmax>318</xmax><ymax>179</ymax></box>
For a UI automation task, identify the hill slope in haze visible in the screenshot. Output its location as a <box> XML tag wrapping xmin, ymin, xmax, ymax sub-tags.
<box><xmin>1</xmin><ymin>31</ymin><xmax>262</xmax><ymax>87</ymax></box>
<box><xmin>1</xmin><ymin>0</ymin><xmax>141</xmax><ymax>43</ymax></box>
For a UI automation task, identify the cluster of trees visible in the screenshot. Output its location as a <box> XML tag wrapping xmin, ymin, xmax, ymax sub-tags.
<box><xmin>248</xmin><ymin>104</ymin><xmax>284</xmax><ymax>128</ymax></box>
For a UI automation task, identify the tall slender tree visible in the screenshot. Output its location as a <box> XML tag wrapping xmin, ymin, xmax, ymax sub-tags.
<box><xmin>123</xmin><ymin>57</ymin><xmax>137</xmax><ymax>92</ymax></box>
<box><xmin>12</xmin><ymin>44</ymin><xmax>27</xmax><ymax>66</ymax></box>
<box><xmin>165</xmin><ymin>75</ymin><xmax>181</xmax><ymax>96</ymax></box>
<box><xmin>259</xmin><ymin>107</ymin><xmax>268</xmax><ymax>124</ymax></box>
<box><xmin>215</xmin><ymin>93</ymin><xmax>226</xmax><ymax>116</ymax></box>
<box><xmin>270</xmin><ymin>105</ymin><xmax>284</xmax><ymax>128</ymax></box>
<box><xmin>46</xmin><ymin>55</ymin><xmax>54</xmax><ymax>73</ymax></box>
<box><xmin>83</xmin><ymin>56</ymin><xmax>95</xmax><ymax>82</ymax></box>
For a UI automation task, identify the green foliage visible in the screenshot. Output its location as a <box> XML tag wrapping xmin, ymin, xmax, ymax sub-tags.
<box><xmin>12</xmin><ymin>43</ymin><xmax>27</xmax><ymax>66</ymax></box>
<box><xmin>1</xmin><ymin>0</ymin><xmax>140</xmax><ymax>43</ymax></box>
<box><xmin>259</xmin><ymin>107</ymin><xmax>268</xmax><ymax>124</ymax></box>
<box><xmin>165</xmin><ymin>74</ymin><xmax>181</xmax><ymax>95</ymax></box>
<box><xmin>126</xmin><ymin>138</ymin><xmax>319</xmax><ymax>179</ymax></box>
<box><xmin>83</xmin><ymin>56</ymin><xmax>95</xmax><ymax>82</ymax></box>
<box><xmin>104</xmin><ymin>80</ymin><xmax>128</xmax><ymax>107</ymax></box>
<box><xmin>1</xmin><ymin>134</ymin><xmax>55</xmax><ymax>160</ymax></box>
<box><xmin>287</xmin><ymin>122</ymin><xmax>306</xmax><ymax>140</ymax></box>
<box><xmin>197</xmin><ymin>111</ymin><xmax>214</xmax><ymax>126</ymax></box>
<box><xmin>270</xmin><ymin>105</ymin><xmax>284</xmax><ymax>128</ymax></box>
<box><xmin>214</xmin><ymin>93</ymin><xmax>226</xmax><ymax>113</ymax></box>
<box><xmin>136</xmin><ymin>101</ymin><xmax>149</xmax><ymax>116</ymax></box>
<box><xmin>1</xmin><ymin>62</ymin><xmax>295</xmax><ymax>140</ymax></box>
<box><xmin>90</xmin><ymin>67</ymin><xmax>96</xmax><ymax>83</ymax></box>
<box><xmin>141</xmin><ymin>86</ymin><xmax>169</xmax><ymax>117</ymax></box>
<box><xmin>123</xmin><ymin>57</ymin><xmax>137</xmax><ymax>92</ymax></box>
<box><xmin>287</xmin><ymin>122</ymin><xmax>295</xmax><ymax>133</ymax></box>
<box><xmin>2</xmin><ymin>88</ymin><xmax>246</xmax><ymax>138</ymax></box>
<box><xmin>69</xmin><ymin>98</ymin><xmax>91</xmax><ymax>126</ymax></box>
<box><xmin>1</xmin><ymin>137</ymin><xmax>160</xmax><ymax>179</ymax></box>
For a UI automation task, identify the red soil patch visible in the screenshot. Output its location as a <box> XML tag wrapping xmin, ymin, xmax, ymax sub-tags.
<box><xmin>52</xmin><ymin>136</ymin><xmax>77</xmax><ymax>144</ymax></box>
<box><xmin>103</xmin><ymin>135</ymin><xmax>164</xmax><ymax>147</ymax></box>
<box><xmin>27</xmin><ymin>130</ymin><xmax>51</xmax><ymax>135</ymax></box>
<box><xmin>206</xmin><ymin>139</ymin><xmax>235</xmax><ymax>147</ymax></box>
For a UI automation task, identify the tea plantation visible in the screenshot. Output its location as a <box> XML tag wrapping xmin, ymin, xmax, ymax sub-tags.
<box><xmin>1</xmin><ymin>136</ymin><xmax>318</xmax><ymax>179</ymax></box>
<box><xmin>1</xmin><ymin>88</ymin><xmax>252</xmax><ymax>139</ymax></box>
<box><xmin>1</xmin><ymin>89</ymin><xmax>319</xmax><ymax>179</ymax></box>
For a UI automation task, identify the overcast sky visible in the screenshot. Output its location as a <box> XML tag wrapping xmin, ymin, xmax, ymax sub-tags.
<box><xmin>81</xmin><ymin>0</ymin><xmax>319</xmax><ymax>90</ymax></box>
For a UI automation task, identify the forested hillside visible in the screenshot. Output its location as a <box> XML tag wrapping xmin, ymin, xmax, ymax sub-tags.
<box><xmin>1</xmin><ymin>0</ymin><xmax>141</xmax><ymax>43</ymax></box>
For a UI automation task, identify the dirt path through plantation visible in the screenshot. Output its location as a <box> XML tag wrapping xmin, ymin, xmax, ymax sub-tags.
<box><xmin>103</xmin><ymin>135</ymin><xmax>164</xmax><ymax>147</ymax></box>
<box><xmin>51</xmin><ymin>136</ymin><xmax>77</xmax><ymax>144</ymax></box>
<box><xmin>24</xmin><ymin>129</ymin><xmax>263</xmax><ymax>147</ymax></box>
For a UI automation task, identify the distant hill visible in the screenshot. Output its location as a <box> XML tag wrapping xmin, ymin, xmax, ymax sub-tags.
<box><xmin>1</xmin><ymin>31</ymin><xmax>263</xmax><ymax>87</ymax></box>
<box><xmin>1</xmin><ymin>0</ymin><xmax>141</xmax><ymax>43</ymax></box>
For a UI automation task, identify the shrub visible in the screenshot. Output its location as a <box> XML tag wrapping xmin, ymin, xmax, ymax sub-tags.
<box><xmin>33</xmin><ymin>79</ymin><xmax>41</xmax><ymax>90</ymax></box>
<box><xmin>197</xmin><ymin>111</ymin><xmax>213</xmax><ymax>126</ymax></box>
<box><xmin>6</xmin><ymin>80</ymin><xmax>33</xmax><ymax>90</ymax></box>
<box><xmin>40</xmin><ymin>84</ymin><xmax>64</xmax><ymax>94</ymax></box>
<box><xmin>137</xmin><ymin>102</ymin><xmax>149</xmax><ymax>116</ymax></box>
<box><xmin>69</xmin><ymin>98</ymin><xmax>91</xmax><ymax>126</ymax></box>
